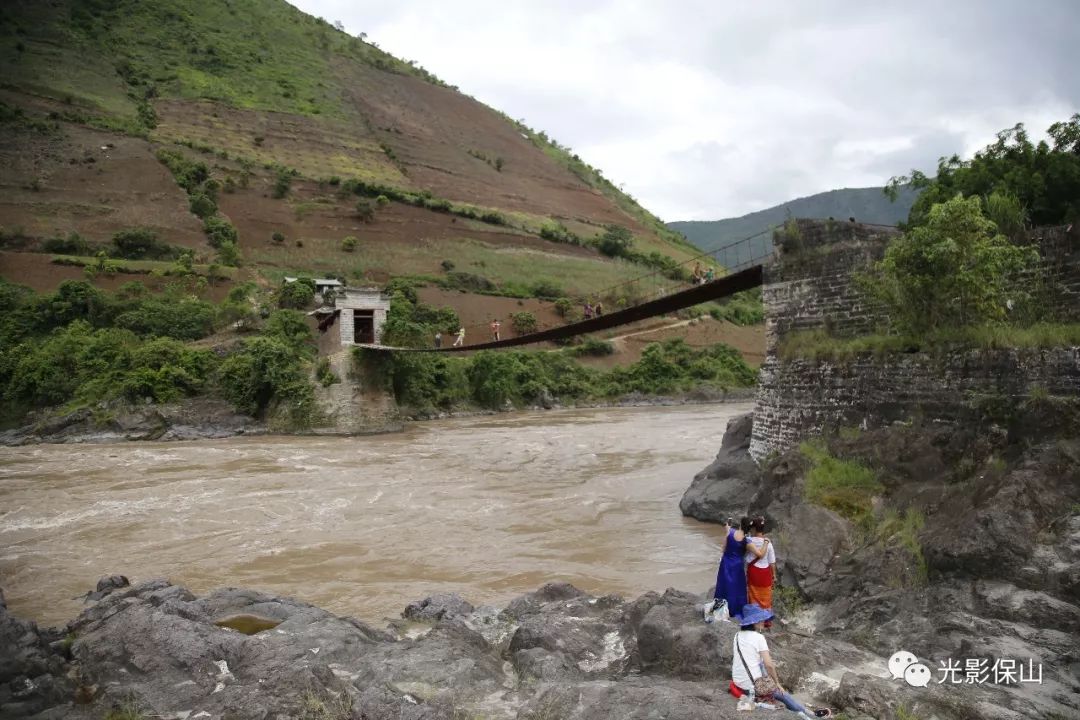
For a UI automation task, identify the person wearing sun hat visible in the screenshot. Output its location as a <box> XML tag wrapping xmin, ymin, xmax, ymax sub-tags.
<box><xmin>731</xmin><ymin>603</ymin><xmax>834</xmax><ymax>718</ymax></box>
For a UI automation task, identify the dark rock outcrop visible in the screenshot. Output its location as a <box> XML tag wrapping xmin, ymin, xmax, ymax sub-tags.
<box><xmin>679</xmin><ymin>412</ymin><xmax>758</xmax><ymax>522</ymax></box>
<box><xmin>5</xmin><ymin>572</ymin><xmax>1066</xmax><ymax>720</ymax></box>
<box><xmin>681</xmin><ymin>413</ymin><xmax>1080</xmax><ymax>720</ymax></box>
<box><xmin>0</xmin><ymin>398</ymin><xmax>259</xmax><ymax>446</ymax></box>
<box><xmin>0</xmin><ymin>577</ymin><xmax>890</xmax><ymax>720</ymax></box>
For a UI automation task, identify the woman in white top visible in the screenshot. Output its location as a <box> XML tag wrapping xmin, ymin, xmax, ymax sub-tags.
<box><xmin>731</xmin><ymin>603</ymin><xmax>832</xmax><ymax>717</ymax></box>
<box><xmin>745</xmin><ymin>516</ymin><xmax>776</xmax><ymax>626</ymax></box>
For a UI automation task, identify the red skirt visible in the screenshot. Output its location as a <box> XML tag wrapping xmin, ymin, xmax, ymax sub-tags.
<box><xmin>747</xmin><ymin>563</ymin><xmax>773</xmax><ymax>611</ymax></box>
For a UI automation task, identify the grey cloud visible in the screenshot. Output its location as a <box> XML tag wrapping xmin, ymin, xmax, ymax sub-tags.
<box><xmin>292</xmin><ymin>0</ymin><xmax>1080</xmax><ymax>219</ymax></box>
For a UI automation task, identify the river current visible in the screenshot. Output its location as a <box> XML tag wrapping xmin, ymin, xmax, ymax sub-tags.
<box><xmin>0</xmin><ymin>404</ymin><xmax>749</xmax><ymax>627</ymax></box>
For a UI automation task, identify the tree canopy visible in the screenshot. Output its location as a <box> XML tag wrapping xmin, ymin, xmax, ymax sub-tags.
<box><xmin>886</xmin><ymin>114</ymin><xmax>1080</xmax><ymax>229</ymax></box>
<box><xmin>869</xmin><ymin>195</ymin><xmax>1037</xmax><ymax>335</ymax></box>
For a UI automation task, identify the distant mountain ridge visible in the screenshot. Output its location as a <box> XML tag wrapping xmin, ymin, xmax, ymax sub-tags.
<box><xmin>669</xmin><ymin>186</ymin><xmax>918</xmax><ymax>267</ymax></box>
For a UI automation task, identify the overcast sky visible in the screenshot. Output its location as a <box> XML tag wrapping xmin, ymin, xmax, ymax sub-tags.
<box><xmin>291</xmin><ymin>0</ymin><xmax>1078</xmax><ymax>221</ymax></box>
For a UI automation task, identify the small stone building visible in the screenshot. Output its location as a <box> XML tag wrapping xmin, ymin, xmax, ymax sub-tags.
<box><xmin>336</xmin><ymin>287</ymin><xmax>390</xmax><ymax>345</ymax></box>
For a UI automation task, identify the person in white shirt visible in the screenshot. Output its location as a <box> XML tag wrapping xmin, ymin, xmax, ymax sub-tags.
<box><xmin>731</xmin><ymin>603</ymin><xmax>833</xmax><ymax>717</ymax></box>
<box><xmin>745</xmin><ymin>516</ymin><xmax>776</xmax><ymax>626</ymax></box>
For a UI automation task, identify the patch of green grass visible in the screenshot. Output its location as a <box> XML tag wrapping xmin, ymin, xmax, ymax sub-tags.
<box><xmin>778</xmin><ymin>323</ymin><xmax>1080</xmax><ymax>361</ymax></box>
<box><xmin>773</xmin><ymin>585</ymin><xmax>806</xmax><ymax>616</ymax></box>
<box><xmin>250</xmin><ymin>237</ymin><xmax>649</xmax><ymax>298</ymax></box>
<box><xmin>1</xmin><ymin>1</ymin><xmax>448</xmax><ymax>123</ymax></box>
<box><xmin>297</xmin><ymin>690</ymin><xmax>354</xmax><ymax>720</ymax></box>
<box><xmin>875</xmin><ymin>508</ymin><xmax>928</xmax><ymax>587</ymax></box>
<box><xmin>800</xmin><ymin>442</ymin><xmax>883</xmax><ymax>523</ymax></box>
<box><xmin>708</xmin><ymin>288</ymin><xmax>764</xmax><ymax>326</ymax></box>
<box><xmin>49</xmin><ymin>254</ymin><xmax>236</xmax><ymax>279</ymax></box>
<box><xmin>102</xmin><ymin>697</ymin><xmax>146</xmax><ymax>720</ymax></box>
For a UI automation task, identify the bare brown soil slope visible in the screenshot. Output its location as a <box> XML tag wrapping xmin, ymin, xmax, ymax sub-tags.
<box><xmin>0</xmin><ymin>0</ymin><xmax>758</xmax><ymax>363</ymax></box>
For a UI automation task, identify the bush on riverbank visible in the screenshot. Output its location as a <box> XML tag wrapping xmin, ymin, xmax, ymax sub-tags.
<box><xmin>0</xmin><ymin>279</ymin><xmax>320</xmax><ymax>429</ymax></box>
<box><xmin>357</xmin><ymin>337</ymin><xmax>756</xmax><ymax>414</ymax></box>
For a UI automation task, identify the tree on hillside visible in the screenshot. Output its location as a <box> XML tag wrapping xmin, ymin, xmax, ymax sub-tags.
<box><xmin>868</xmin><ymin>195</ymin><xmax>1037</xmax><ymax>335</ymax></box>
<box><xmin>595</xmin><ymin>225</ymin><xmax>634</xmax><ymax>258</ymax></box>
<box><xmin>886</xmin><ymin>114</ymin><xmax>1080</xmax><ymax>229</ymax></box>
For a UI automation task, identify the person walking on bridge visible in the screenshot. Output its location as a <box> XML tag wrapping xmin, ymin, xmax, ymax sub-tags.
<box><xmin>453</xmin><ymin>327</ymin><xmax>465</xmax><ymax>347</ymax></box>
<box><xmin>434</xmin><ymin>331</ymin><xmax>442</xmax><ymax>349</ymax></box>
<box><xmin>490</xmin><ymin>319</ymin><xmax>501</xmax><ymax>342</ymax></box>
<box><xmin>584</xmin><ymin>302</ymin><xmax>594</xmax><ymax>320</ymax></box>
<box><xmin>594</xmin><ymin>300</ymin><xmax>603</xmax><ymax>316</ymax></box>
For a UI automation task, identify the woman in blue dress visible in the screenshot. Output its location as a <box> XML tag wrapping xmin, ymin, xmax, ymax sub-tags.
<box><xmin>711</xmin><ymin>517</ymin><xmax>752</xmax><ymax>622</ymax></box>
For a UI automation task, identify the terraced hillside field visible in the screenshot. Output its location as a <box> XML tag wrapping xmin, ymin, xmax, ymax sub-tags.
<box><xmin>0</xmin><ymin>0</ymin><xmax>763</xmax><ymax>365</ymax></box>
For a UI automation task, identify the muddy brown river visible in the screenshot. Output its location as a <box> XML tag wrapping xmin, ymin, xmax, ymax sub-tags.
<box><xmin>0</xmin><ymin>404</ymin><xmax>748</xmax><ymax>628</ymax></box>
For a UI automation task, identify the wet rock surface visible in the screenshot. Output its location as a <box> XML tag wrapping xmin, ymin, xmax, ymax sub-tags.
<box><xmin>680</xmin><ymin>412</ymin><xmax>1080</xmax><ymax>719</ymax></box>
<box><xmin>0</xmin><ymin>398</ymin><xmax>259</xmax><ymax>446</ymax></box>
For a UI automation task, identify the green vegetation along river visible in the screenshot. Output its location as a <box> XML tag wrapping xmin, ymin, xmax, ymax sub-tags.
<box><xmin>0</xmin><ymin>404</ymin><xmax>749</xmax><ymax>627</ymax></box>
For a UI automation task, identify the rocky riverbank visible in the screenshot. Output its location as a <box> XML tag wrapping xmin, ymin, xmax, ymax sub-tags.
<box><xmin>682</xmin><ymin>409</ymin><xmax>1080</xmax><ymax>720</ymax></box>
<box><xmin>0</xmin><ymin>389</ymin><xmax>756</xmax><ymax>446</ymax></box>
<box><xmin>0</xmin><ymin>398</ymin><xmax>262</xmax><ymax>446</ymax></box>
<box><xmin>1</xmin><ymin>575</ymin><xmax>974</xmax><ymax>720</ymax></box>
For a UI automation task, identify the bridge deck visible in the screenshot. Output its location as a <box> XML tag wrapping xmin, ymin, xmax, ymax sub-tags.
<box><xmin>358</xmin><ymin>264</ymin><xmax>764</xmax><ymax>352</ymax></box>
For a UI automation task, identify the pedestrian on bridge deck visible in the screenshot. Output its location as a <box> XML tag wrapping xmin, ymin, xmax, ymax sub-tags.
<box><xmin>584</xmin><ymin>302</ymin><xmax>594</xmax><ymax>320</ymax></box>
<box><xmin>490</xmin><ymin>319</ymin><xmax>501</xmax><ymax>341</ymax></box>
<box><xmin>595</xmin><ymin>301</ymin><xmax>603</xmax><ymax>316</ymax></box>
<box><xmin>434</xmin><ymin>331</ymin><xmax>442</xmax><ymax>349</ymax></box>
<box><xmin>453</xmin><ymin>327</ymin><xmax>465</xmax><ymax>347</ymax></box>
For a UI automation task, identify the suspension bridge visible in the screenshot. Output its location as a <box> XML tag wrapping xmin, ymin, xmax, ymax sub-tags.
<box><xmin>356</xmin><ymin>221</ymin><xmax>895</xmax><ymax>353</ymax></box>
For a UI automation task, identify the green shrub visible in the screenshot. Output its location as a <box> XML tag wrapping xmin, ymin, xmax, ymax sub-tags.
<box><xmin>479</xmin><ymin>211</ymin><xmax>506</xmax><ymax>226</ymax></box>
<box><xmin>264</xmin><ymin>309</ymin><xmax>313</xmax><ymax>354</ymax></box>
<box><xmin>867</xmin><ymin>195</ymin><xmax>1038</xmax><ymax>334</ymax></box>
<box><xmin>42</xmin><ymin>232</ymin><xmax>92</xmax><ymax>255</ymax></box>
<box><xmin>188</xmin><ymin>193</ymin><xmax>217</xmax><ymax>219</ymax></box>
<box><xmin>272</xmin><ymin>231</ymin><xmax>285</xmax><ymax>243</ymax></box>
<box><xmin>355</xmin><ymin>199</ymin><xmax>375</xmax><ymax>223</ymax></box>
<box><xmin>278</xmin><ymin>280</ymin><xmax>315</xmax><ymax>309</ymax></box>
<box><xmin>440</xmin><ymin>259</ymin><xmax>455</xmax><ymax>272</ymax></box>
<box><xmin>156</xmin><ymin>149</ymin><xmax>209</xmax><ymax>193</ymax></box>
<box><xmin>441</xmin><ymin>271</ymin><xmax>496</xmax><ymax>293</ymax></box>
<box><xmin>569</xmin><ymin>338</ymin><xmax>615</xmax><ymax>357</ymax></box>
<box><xmin>375</xmin><ymin>194</ymin><xmax>390</xmax><ymax>207</ymax></box>
<box><xmin>272</xmin><ymin>168</ymin><xmax>292</xmax><ymax>198</ymax></box>
<box><xmin>114</xmin><ymin>298</ymin><xmax>217</xmax><ymax>340</ymax></box>
<box><xmin>800</xmin><ymin>443</ymin><xmax>883</xmax><ymax>523</ymax></box>
<box><xmin>121</xmin><ymin>338</ymin><xmax>215</xmax><ymax>402</ymax></box>
<box><xmin>539</xmin><ymin>221</ymin><xmax>579</xmax><ymax>245</ymax></box>
<box><xmin>594</xmin><ymin>224</ymin><xmax>634</xmax><ymax>258</ymax></box>
<box><xmin>217</xmin><ymin>336</ymin><xmax>316</xmax><ymax>426</ymax></box>
<box><xmin>424</xmin><ymin>197</ymin><xmax>452</xmax><ymax>213</ymax></box>
<box><xmin>316</xmin><ymin>357</ymin><xmax>339</xmax><ymax>387</ymax></box>
<box><xmin>341</xmin><ymin>235</ymin><xmax>358</xmax><ymax>252</ymax></box>
<box><xmin>530</xmin><ymin>280</ymin><xmax>563</xmax><ymax>300</ymax></box>
<box><xmin>554</xmin><ymin>297</ymin><xmax>574</xmax><ymax>318</ymax></box>
<box><xmin>708</xmin><ymin>289</ymin><xmax>764</xmax><ymax>326</ymax></box>
<box><xmin>510</xmin><ymin>311</ymin><xmax>538</xmax><ymax>335</ymax></box>
<box><xmin>111</xmin><ymin>228</ymin><xmax>177</xmax><ymax>260</ymax></box>
<box><xmin>216</xmin><ymin>240</ymin><xmax>241</xmax><ymax>267</ymax></box>
<box><xmin>204</xmin><ymin>216</ymin><xmax>238</xmax><ymax>248</ymax></box>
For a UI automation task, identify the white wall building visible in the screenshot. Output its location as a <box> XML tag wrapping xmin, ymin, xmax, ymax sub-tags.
<box><xmin>336</xmin><ymin>287</ymin><xmax>391</xmax><ymax>346</ymax></box>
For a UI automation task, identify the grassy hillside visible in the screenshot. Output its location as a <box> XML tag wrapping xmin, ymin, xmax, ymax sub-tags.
<box><xmin>0</xmin><ymin>0</ymin><xmax>701</xmax><ymax>303</ymax></box>
<box><xmin>669</xmin><ymin>186</ymin><xmax>919</xmax><ymax>267</ymax></box>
